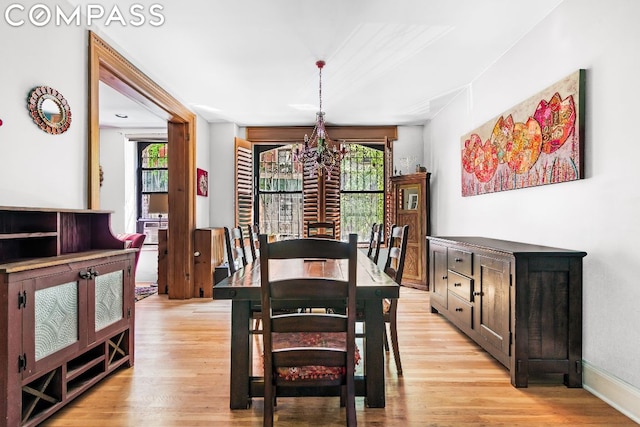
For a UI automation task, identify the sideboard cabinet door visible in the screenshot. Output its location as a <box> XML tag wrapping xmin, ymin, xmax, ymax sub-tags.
<box><xmin>23</xmin><ymin>268</ymin><xmax>86</xmax><ymax>380</ymax></box>
<box><xmin>475</xmin><ymin>255</ymin><xmax>510</xmax><ymax>361</ymax></box>
<box><xmin>429</xmin><ymin>243</ymin><xmax>448</xmax><ymax>310</ymax></box>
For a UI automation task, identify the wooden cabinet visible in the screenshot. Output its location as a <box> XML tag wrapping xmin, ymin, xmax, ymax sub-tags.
<box><xmin>194</xmin><ymin>228</ymin><xmax>225</xmax><ymax>298</ymax></box>
<box><xmin>0</xmin><ymin>206</ymin><xmax>136</xmax><ymax>427</ymax></box>
<box><xmin>390</xmin><ymin>172</ymin><xmax>430</xmax><ymax>290</ymax></box>
<box><xmin>428</xmin><ymin>236</ymin><xmax>586</xmax><ymax>388</ymax></box>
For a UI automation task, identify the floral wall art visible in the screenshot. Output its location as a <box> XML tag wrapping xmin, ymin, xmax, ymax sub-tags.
<box><xmin>461</xmin><ymin>69</ymin><xmax>585</xmax><ymax>196</ymax></box>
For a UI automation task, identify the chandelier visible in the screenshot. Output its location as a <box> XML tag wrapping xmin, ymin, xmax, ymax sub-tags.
<box><xmin>294</xmin><ymin>60</ymin><xmax>347</xmax><ymax>179</ymax></box>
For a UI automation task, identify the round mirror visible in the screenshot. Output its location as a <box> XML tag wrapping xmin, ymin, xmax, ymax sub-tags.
<box><xmin>27</xmin><ymin>86</ymin><xmax>72</xmax><ymax>134</ymax></box>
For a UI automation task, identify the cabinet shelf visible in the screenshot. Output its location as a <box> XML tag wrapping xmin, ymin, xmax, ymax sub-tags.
<box><xmin>66</xmin><ymin>365</ymin><xmax>107</xmax><ymax>398</ymax></box>
<box><xmin>67</xmin><ymin>354</ymin><xmax>106</xmax><ymax>382</ymax></box>
<box><xmin>0</xmin><ymin>232</ymin><xmax>58</xmax><ymax>240</ymax></box>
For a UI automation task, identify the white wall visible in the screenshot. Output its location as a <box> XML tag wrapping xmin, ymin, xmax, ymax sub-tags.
<box><xmin>123</xmin><ymin>135</ymin><xmax>137</xmax><ymax>232</ymax></box>
<box><xmin>208</xmin><ymin>122</ymin><xmax>239</xmax><ymax>228</ymax></box>
<box><xmin>99</xmin><ymin>129</ymin><xmax>127</xmax><ymax>233</ymax></box>
<box><xmin>427</xmin><ymin>0</ymin><xmax>640</xmax><ymax>417</ymax></box>
<box><xmin>195</xmin><ymin>115</ymin><xmax>211</xmax><ymax>227</ymax></box>
<box><xmin>0</xmin><ymin>23</ymin><xmax>87</xmax><ymax>208</ymax></box>
<box><xmin>394</xmin><ymin>126</ymin><xmax>424</xmax><ymax>174</ymax></box>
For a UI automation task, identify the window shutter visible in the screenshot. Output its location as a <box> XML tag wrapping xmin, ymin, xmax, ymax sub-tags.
<box><xmin>301</xmin><ymin>145</ymin><xmax>341</xmax><ymax>238</ymax></box>
<box><xmin>324</xmin><ymin>147</ymin><xmax>341</xmax><ymax>238</ymax></box>
<box><xmin>302</xmin><ymin>160</ymin><xmax>320</xmax><ymax>237</ymax></box>
<box><xmin>235</xmin><ymin>137</ymin><xmax>253</xmax><ymax>228</ymax></box>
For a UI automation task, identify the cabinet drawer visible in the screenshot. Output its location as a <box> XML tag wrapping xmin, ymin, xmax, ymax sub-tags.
<box><xmin>448</xmin><ymin>271</ymin><xmax>474</xmax><ymax>302</ymax></box>
<box><xmin>448</xmin><ymin>248</ymin><xmax>473</xmax><ymax>276</ymax></box>
<box><xmin>448</xmin><ymin>292</ymin><xmax>473</xmax><ymax>329</ymax></box>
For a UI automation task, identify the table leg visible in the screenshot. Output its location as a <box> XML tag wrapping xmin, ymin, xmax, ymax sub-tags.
<box><xmin>364</xmin><ymin>298</ymin><xmax>385</xmax><ymax>408</ymax></box>
<box><xmin>230</xmin><ymin>300</ymin><xmax>251</xmax><ymax>409</ymax></box>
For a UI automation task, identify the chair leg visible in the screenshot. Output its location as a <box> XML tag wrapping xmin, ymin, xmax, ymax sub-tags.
<box><xmin>390</xmin><ymin>319</ymin><xmax>403</xmax><ymax>376</ymax></box>
<box><xmin>264</xmin><ymin>383</ymin><xmax>274</xmax><ymax>427</ymax></box>
<box><xmin>346</xmin><ymin>382</ymin><xmax>356</xmax><ymax>426</ymax></box>
<box><xmin>383</xmin><ymin>326</ymin><xmax>390</xmax><ymax>352</ymax></box>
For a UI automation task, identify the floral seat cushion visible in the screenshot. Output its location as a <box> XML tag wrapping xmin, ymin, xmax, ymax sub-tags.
<box><xmin>270</xmin><ymin>332</ymin><xmax>361</xmax><ymax>381</ymax></box>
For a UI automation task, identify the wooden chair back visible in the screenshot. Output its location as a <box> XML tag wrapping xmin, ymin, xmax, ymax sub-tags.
<box><xmin>307</xmin><ymin>220</ymin><xmax>336</xmax><ymax>239</ymax></box>
<box><xmin>366</xmin><ymin>223</ymin><xmax>383</xmax><ymax>264</ymax></box>
<box><xmin>223</xmin><ymin>226</ymin><xmax>247</xmax><ymax>275</ymax></box>
<box><xmin>247</xmin><ymin>224</ymin><xmax>260</xmax><ymax>263</ymax></box>
<box><xmin>381</xmin><ymin>223</ymin><xmax>409</xmax><ymax>375</ymax></box>
<box><xmin>259</xmin><ymin>234</ymin><xmax>358</xmax><ymax>427</ymax></box>
<box><xmin>384</xmin><ymin>224</ymin><xmax>409</xmax><ymax>284</ymax></box>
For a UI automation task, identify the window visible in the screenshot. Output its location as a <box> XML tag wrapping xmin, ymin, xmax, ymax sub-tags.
<box><xmin>256</xmin><ymin>145</ymin><xmax>303</xmax><ymax>239</ymax></box>
<box><xmin>242</xmin><ymin>127</ymin><xmax>396</xmax><ymax>242</ymax></box>
<box><xmin>340</xmin><ymin>144</ymin><xmax>385</xmax><ymax>241</ymax></box>
<box><xmin>255</xmin><ymin>143</ymin><xmax>385</xmax><ymax>242</ymax></box>
<box><xmin>138</xmin><ymin>142</ymin><xmax>168</xmax><ymax>218</ymax></box>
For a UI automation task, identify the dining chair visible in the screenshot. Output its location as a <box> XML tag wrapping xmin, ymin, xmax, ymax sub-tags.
<box><xmin>381</xmin><ymin>224</ymin><xmax>409</xmax><ymax>375</ymax></box>
<box><xmin>224</xmin><ymin>226</ymin><xmax>248</xmax><ymax>275</ymax></box>
<box><xmin>247</xmin><ymin>224</ymin><xmax>264</xmax><ymax>331</ymax></box>
<box><xmin>366</xmin><ymin>223</ymin><xmax>383</xmax><ymax>265</ymax></box>
<box><xmin>307</xmin><ymin>220</ymin><xmax>336</xmax><ymax>239</ymax></box>
<box><xmin>247</xmin><ymin>223</ymin><xmax>260</xmax><ymax>263</ymax></box>
<box><xmin>259</xmin><ymin>234</ymin><xmax>359</xmax><ymax>427</ymax></box>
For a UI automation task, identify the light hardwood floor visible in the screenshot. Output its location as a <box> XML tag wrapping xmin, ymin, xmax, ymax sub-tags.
<box><xmin>43</xmin><ymin>287</ymin><xmax>635</xmax><ymax>426</ymax></box>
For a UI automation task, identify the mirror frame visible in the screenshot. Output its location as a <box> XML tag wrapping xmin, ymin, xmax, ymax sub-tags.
<box><xmin>27</xmin><ymin>86</ymin><xmax>72</xmax><ymax>134</ymax></box>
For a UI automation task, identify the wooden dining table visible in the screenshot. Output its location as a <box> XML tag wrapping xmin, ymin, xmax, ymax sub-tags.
<box><xmin>213</xmin><ymin>250</ymin><xmax>399</xmax><ymax>409</ymax></box>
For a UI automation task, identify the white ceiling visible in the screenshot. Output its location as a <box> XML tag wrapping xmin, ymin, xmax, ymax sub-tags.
<box><xmin>85</xmin><ymin>0</ymin><xmax>564</xmax><ymax>129</ymax></box>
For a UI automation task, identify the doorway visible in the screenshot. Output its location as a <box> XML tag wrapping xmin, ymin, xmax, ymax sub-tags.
<box><xmin>88</xmin><ymin>31</ymin><xmax>196</xmax><ymax>299</ymax></box>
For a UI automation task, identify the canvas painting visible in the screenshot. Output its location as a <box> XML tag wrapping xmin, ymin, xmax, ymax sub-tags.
<box><xmin>461</xmin><ymin>69</ymin><xmax>585</xmax><ymax>196</ymax></box>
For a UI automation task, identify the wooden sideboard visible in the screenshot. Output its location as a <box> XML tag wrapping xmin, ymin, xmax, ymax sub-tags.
<box><xmin>0</xmin><ymin>206</ymin><xmax>136</xmax><ymax>427</ymax></box>
<box><xmin>390</xmin><ymin>172</ymin><xmax>430</xmax><ymax>290</ymax></box>
<box><xmin>428</xmin><ymin>236</ymin><xmax>586</xmax><ymax>388</ymax></box>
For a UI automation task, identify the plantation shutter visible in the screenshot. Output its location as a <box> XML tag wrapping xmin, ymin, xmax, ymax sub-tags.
<box><xmin>301</xmin><ymin>141</ymin><xmax>341</xmax><ymax>237</ymax></box>
<box><xmin>235</xmin><ymin>137</ymin><xmax>253</xmax><ymax>228</ymax></box>
<box><xmin>302</xmin><ymin>160</ymin><xmax>320</xmax><ymax>237</ymax></box>
<box><xmin>324</xmin><ymin>141</ymin><xmax>341</xmax><ymax>238</ymax></box>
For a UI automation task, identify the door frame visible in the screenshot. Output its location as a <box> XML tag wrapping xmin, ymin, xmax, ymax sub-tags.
<box><xmin>88</xmin><ymin>31</ymin><xmax>196</xmax><ymax>299</ymax></box>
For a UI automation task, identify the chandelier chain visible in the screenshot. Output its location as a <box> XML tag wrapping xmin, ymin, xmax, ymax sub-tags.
<box><xmin>318</xmin><ymin>63</ymin><xmax>322</xmax><ymax>114</ymax></box>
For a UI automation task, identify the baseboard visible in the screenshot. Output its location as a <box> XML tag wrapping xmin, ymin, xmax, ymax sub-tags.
<box><xmin>583</xmin><ymin>360</ymin><xmax>640</xmax><ymax>424</ymax></box>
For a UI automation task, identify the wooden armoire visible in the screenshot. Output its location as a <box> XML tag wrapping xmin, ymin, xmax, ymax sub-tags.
<box><xmin>389</xmin><ymin>172</ymin><xmax>431</xmax><ymax>290</ymax></box>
